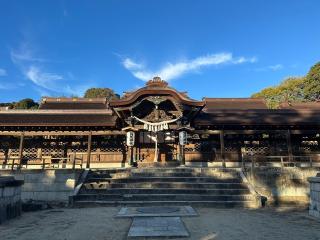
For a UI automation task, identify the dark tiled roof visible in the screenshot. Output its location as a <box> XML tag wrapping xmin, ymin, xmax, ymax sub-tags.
<box><xmin>39</xmin><ymin>97</ymin><xmax>108</xmax><ymax>110</ymax></box>
<box><xmin>0</xmin><ymin>110</ymin><xmax>116</xmax><ymax>126</ymax></box>
<box><xmin>203</xmin><ymin>98</ymin><xmax>268</xmax><ymax>111</ymax></box>
<box><xmin>194</xmin><ymin>109</ymin><xmax>320</xmax><ymax>126</ymax></box>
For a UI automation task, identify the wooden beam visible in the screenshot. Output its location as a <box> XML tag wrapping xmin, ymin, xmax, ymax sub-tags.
<box><xmin>18</xmin><ymin>132</ymin><xmax>25</xmax><ymax>169</ymax></box>
<box><xmin>86</xmin><ymin>131</ymin><xmax>92</xmax><ymax>169</ymax></box>
<box><xmin>219</xmin><ymin>130</ymin><xmax>226</xmax><ymax>168</ymax></box>
<box><xmin>0</xmin><ymin>130</ymin><xmax>126</xmax><ymax>136</ymax></box>
<box><xmin>194</xmin><ymin>129</ymin><xmax>320</xmax><ymax>135</ymax></box>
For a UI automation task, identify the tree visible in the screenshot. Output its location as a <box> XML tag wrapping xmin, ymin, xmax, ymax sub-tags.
<box><xmin>14</xmin><ymin>98</ymin><xmax>39</xmax><ymax>109</ymax></box>
<box><xmin>304</xmin><ymin>62</ymin><xmax>320</xmax><ymax>101</ymax></box>
<box><xmin>252</xmin><ymin>77</ymin><xmax>305</xmax><ymax>108</ymax></box>
<box><xmin>84</xmin><ymin>88</ymin><xmax>120</xmax><ymax>100</ymax></box>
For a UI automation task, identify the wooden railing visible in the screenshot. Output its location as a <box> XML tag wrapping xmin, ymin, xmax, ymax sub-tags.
<box><xmin>242</xmin><ymin>155</ymin><xmax>314</xmax><ymax>169</ymax></box>
<box><xmin>0</xmin><ymin>152</ymin><xmax>125</xmax><ymax>170</ymax></box>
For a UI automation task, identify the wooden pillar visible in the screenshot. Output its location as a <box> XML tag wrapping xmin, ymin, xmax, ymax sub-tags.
<box><xmin>286</xmin><ymin>129</ymin><xmax>293</xmax><ymax>162</ymax></box>
<box><xmin>180</xmin><ymin>144</ymin><xmax>185</xmax><ymax>166</ymax></box>
<box><xmin>86</xmin><ymin>131</ymin><xmax>92</xmax><ymax>169</ymax></box>
<box><xmin>220</xmin><ymin>130</ymin><xmax>226</xmax><ymax>168</ymax></box>
<box><xmin>129</xmin><ymin>146</ymin><xmax>134</xmax><ymax>166</ymax></box>
<box><xmin>18</xmin><ymin>132</ymin><xmax>25</xmax><ymax>169</ymax></box>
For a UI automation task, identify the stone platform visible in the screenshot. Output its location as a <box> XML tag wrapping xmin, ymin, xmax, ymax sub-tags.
<box><xmin>116</xmin><ymin>205</ymin><xmax>198</xmax><ymax>217</ymax></box>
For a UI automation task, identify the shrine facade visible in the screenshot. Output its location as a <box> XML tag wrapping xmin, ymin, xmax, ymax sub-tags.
<box><xmin>1</xmin><ymin>77</ymin><xmax>320</xmax><ymax>169</ymax></box>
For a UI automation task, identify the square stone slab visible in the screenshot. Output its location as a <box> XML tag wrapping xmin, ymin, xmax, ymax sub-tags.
<box><xmin>128</xmin><ymin>217</ymin><xmax>189</xmax><ymax>238</ymax></box>
<box><xmin>117</xmin><ymin>206</ymin><xmax>198</xmax><ymax>217</ymax></box>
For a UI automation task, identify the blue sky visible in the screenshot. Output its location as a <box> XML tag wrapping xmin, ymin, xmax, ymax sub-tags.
<box><xmin>0</xmin><ymin>0</ymin><xmax>320</xmax><ymax>102</ymax></box>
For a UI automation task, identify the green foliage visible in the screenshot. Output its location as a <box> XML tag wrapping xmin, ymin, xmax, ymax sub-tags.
<box><xmin>304</xmin><ymin>62</ymin><xmax>320</xmax><ymax>101</ymax></box>
<box><xmin>0</xmin><ymin>102</ymin><xmax>15</xmax><ymax>109</ymax></box>
<box><xmin>252</xmin><ymin>77</ymin><xmax>305</xmax><ymax>108</ymax></box>
<box><xmin>14</xmin><ymin>98</ymin><xmax>39</xmax><ymax>109</ymax></box>
<box><xmin>84</xmin><ymin>88</ymin><xmax>120</xmax><ymax>100</ymax></box>
<box><xmin>252</xmin><ymin>62</ymin><xmax>320</xmax><ymax>108</ymax></box>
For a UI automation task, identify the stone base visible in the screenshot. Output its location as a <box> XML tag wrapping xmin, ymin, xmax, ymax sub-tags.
<box><xmin>0</xmin><ymin>176</ymin><xmax>24</xmax><ymax>224</ymax></box>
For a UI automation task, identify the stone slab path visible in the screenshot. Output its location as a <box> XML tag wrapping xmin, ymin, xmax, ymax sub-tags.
<box><xmin>128</xmin><ymin>216</ymin><xmax>189</xmax><ymax>238</ymax></box>
<box><xmin>0</xmin><ymin>207</ymin><xmax>319</xmax><ymax>240</ymax></box>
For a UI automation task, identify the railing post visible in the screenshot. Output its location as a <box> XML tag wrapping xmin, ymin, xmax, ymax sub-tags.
<box><xmin>241</xmin><ymin>152</ymin><xmax>245</xmax><ymax>170</ymax></box>
<box><xmin>11</xmin><ymin>158</ymin><xmax>14</xmax><ymax>171</ymax></box>
<box><xmin>220</xmin><ymin>130</ymin><xmax>226</xmax><ymax>168</ymax></box>
<box><xmin>286</xmin><ymin>129</ymin><xmax>293</xmax><ymax>162</ymax></box>
<box><xmin>86</xmin><ymin>131</ymin><xmax>92</xmax><ymax>169</ymax></box>
<box><xmin>42</xmin><ymin>157</ymin><xmax>45</xmax><ymax>169</ymax></box>
<box><xmin>251</xmin><ymin>156</ymin><xmax>255</xmax><ymax>185</ymax></box>
<box><xmin>280</xmin><ymin>156</ymin><xmax>284</xmax><ymax>169</ymax></box>
<box><xmin>72</xmin><ymin>153</ymin><xmax>76</xmax><ymax>170</ymax></box>
<box><xmin>18</xmin><ymin>132</ymin><xmax>25</xmax><ymax>170</ymax></box>
<box><xmin>3</xmin><ymin>148</ymin><xmax>9</xmax><ymax>169</ymax></box>
<box><xmin>310</xmin><ymin>156</ymin><xmax>313</xmax><ymax>168</ymax></box>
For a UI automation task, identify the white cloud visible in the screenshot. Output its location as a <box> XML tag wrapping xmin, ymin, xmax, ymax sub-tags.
<box><xmin>10</xmin><ymin>42</ymin><xmax>90</xmax><ymax>96</ymax></box>
<box><xmin>25</xmin><ymin>65</ymin><xmax>63</xmax><ymax>90</ymax></box>
<box><xmin>255</xmin><ymin>64</ymin><xmax>283</xmax><ymax>72</ymax></box>
<box><xmin>122</xmin><ymin>52</ymin><xmax>257</xmax><ymax>81</ymax></box>
<box><xmin>10</xmin><ymin>43</ymin><xmax>47</xmax><ymax>64</ymax></box>
<box><xmin>123</xmin><ymin>58</ymin><xmax>144</xmax><ymax>70</ymax></box>
<box><xmin>268</xmin><ymin>64</ymin><xmax>283</xmax><ymax>71</ymax></box>
<box><xmin>0</xmin><ymin>68</ymin><xmax>7</xmax><ymax>76</ymax></box>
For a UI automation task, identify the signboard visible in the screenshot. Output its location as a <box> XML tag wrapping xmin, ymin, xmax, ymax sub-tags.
<box><xmin>179</xmin><ymin>131</ymin><xmax>187</xmax><ymax>146</ymax></box>
<box><xmin>126</xmin><ymin>131</ymin><xmax>135</xmax><ymax>146</ymax></box>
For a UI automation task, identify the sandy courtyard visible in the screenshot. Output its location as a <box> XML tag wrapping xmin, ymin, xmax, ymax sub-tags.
<box><xmin>0</xmin><ymin>207</ymin><xmax>319</xmax><ymax>240</ymax></box>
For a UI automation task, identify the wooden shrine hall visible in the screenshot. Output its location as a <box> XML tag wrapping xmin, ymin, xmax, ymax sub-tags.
<box><xmin>1</xmin><ymin>76</ymin><xmax>320</xmax><ymax>169</ymax></box>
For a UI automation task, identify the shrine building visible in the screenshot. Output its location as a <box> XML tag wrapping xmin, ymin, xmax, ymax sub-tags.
<box><xmin>1</xmin><ymin>76</ymin><xmax>320</xmax><ymax>169</ymax></box>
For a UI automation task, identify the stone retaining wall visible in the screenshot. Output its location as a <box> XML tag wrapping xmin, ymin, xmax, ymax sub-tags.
<box><xmin>0</xmin><ymin>170</ymin><xmax>82</xmax><ymax>204</ymax></box>
<box><xmin>0</xmin><ymin>176</ymin><xmax>24</xmax><ymax>223</ymax></box>
<box><xmin>244</xmin><ymin>167</ymin><xmax>320</xmax><ymax>206</ymax></box>
<box><xmin>308</xmin><ymin>174</ymin><xmax>320</xmax><ymax>219</ymax></box>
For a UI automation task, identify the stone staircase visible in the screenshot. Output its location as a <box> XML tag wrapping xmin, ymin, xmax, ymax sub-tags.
<box><xmin>71</xmin><ymin>167</ymin><xmax>261</xmax><ymax>208</ymax></box>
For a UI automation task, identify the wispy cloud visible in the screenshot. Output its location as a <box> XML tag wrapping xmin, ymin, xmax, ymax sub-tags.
<box><xmin>0</xmin><ymin>68</ymin><xmax>7</xmax><ymax>76</ymax></box>
<box><xmin>255</xmin><ymin>64</ymin><xmax>283</xmax><ymax>72</ymax></box>
<box><xmin>25</xmin><ymin>65</ymin><xmax>63</xmax><ymax>90</ymax></box>
<box><xmin>10</xmin><ymin>43</ymin><xmax>47</xmax><ymax>63</ymax></box>
<box><xmin>121</xmin><ymin>53</ymin><xmax>257</xmax><ymax>81</ymax></box>
<box><xmin>10</xmin><ymin>42</ymin><xmax>89</xmax><ymax>97</ymax></box>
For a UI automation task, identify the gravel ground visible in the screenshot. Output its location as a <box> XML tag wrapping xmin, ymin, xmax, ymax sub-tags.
<box><xmin>0</xmin><ymin>207</ymin><xmax>319</xmax><ymax>240</ymax></box>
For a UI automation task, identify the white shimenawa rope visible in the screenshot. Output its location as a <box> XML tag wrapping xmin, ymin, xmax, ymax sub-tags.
<box><xmin>133</xmin><ymin>115</ymin><xmax>181</xmax><ymax>162</ymax></box>
<box><xmin>132</xmin><ymin>115</ymin><xmax>181</xmax><ymax>132</ymax></box>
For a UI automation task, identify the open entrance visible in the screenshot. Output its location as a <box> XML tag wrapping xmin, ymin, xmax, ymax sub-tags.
<box><xmin>136</xmin><ymin>131</ymin><xmax>178</xmax><ymax>165</ymax></box>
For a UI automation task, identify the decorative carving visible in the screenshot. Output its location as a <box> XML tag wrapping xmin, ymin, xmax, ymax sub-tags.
<box><xmin>146</xmin><ymin>96</ymin><xmax>167</xmax><ymax>105</ymax></box>
<box><xmin>146</xmin><ymin>77</ymin><xmax>168</xmax><ymax>88</ymax></box>
<box><xmin>144</xmin><ymin>108</ymin><xmax>174</xmax><ymax>122</ymax></box>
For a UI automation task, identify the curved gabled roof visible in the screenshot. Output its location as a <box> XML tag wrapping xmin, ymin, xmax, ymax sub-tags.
<box><xmin>109</xmin><ymin>77</ymin><xmax>205</xmax><ymax>108</ymax></box>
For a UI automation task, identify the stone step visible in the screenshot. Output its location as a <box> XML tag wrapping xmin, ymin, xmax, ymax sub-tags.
<box><xmin>73</xmin><ymin>200</ymin><xmax>259</xmax><ymax>208</ymax></box>
<box><xmin>73</xmin><ymin>193</ymin><xmax>255</xmax><ymax>202</ymax></box>
<box><xmin>90</xmin><ymin>167</ymin><xmax>239</xmax><ymax>174</ymax></box>
<box><xmin>80</xmin><ymin>188</ymin><xmax>251</xmax><ymax>195</ymax></box>
<box><xmin>87</xmin><ymin>177</ymin><xmax>242</xmax><ymax>184</ymax></box>
<box><xmin>110</xmin><ymin>171</ymin><xmax>240</xmax><ymax>178</ymax></box>
<box><xmin>83</xmin><ymin>182</ymin><xmax>249</xmax><ymax>190</ymax></box>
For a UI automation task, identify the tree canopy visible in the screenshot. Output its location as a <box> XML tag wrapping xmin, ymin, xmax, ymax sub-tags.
<box><xmin>304</xmin><ymin>62</ymin><xmax>320</xmax><ymax>101</ymax></box>
<box><xmin>14</xmin><ymin>98</ymin><xmax>39</xmax><ymax>109</ymax></box>
<box><xmin>252</xmin><ymin>62</ymin><xmax>320</xmax><ymax>108</ymax></box>
<box><xmin>84</xmin><ymin>88</ymin><xmax>120</xmax><ymax>100</ymax></box>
